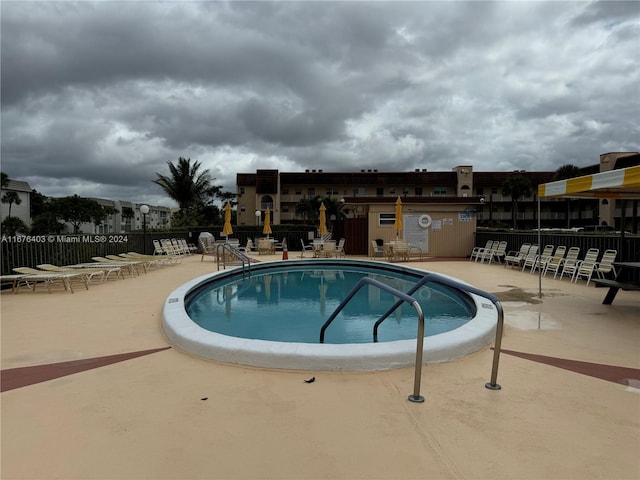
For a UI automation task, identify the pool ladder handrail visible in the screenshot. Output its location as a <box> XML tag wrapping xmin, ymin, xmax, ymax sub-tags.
<box><xmin>215</xmin><ymin>243</ymin><xmax>252</xmax><ymax>276</ymax></box>
<box><xmin>319</xmin><ymin>277</ymin><xmax>427</xmax><ymax>403</ymax></box>
<box><xmin>320</xmin><ymin>273</ymin><xmax>504</xmax><ymax>403</ymax></box>
<box><xmin>373</xmin><ymin>272</ymin><xmax>504</xmax><ymax>391</ymax></box>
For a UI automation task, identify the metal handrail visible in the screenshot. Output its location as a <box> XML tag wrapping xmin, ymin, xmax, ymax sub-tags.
<box><xmin>390</xmin><ymin>272</ymin><xmax>504</xmax><ymax>391</ymax></box>
<box><xmin>215</xmin><ymin>243</ymin><xmax>252</xmax><ymax>276</ymax></box>
<box><xmin>319</xmin><ymin>277</ymin><xmax>426</xmax><ymax>403</ymax></box>
<box><xmin>322</xmin><ymin>272</ymin><xmax>505</xmax><ymax>401</ymax></box>
<box><xmin>372</xmin><ymin>275</ymin><xmax>432</xmax><ymax>342</ymax></box>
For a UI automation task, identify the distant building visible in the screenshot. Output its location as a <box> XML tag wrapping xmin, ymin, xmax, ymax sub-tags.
<box><xmin>236</xmin><ymin>153</ymin><xmax>639</xmax><ymax>256</ymax></box>
<box><xmin>0</xmin><ymin>179</ymin><xmax>32</xmax><ymax>227</ymax></box>
<box><xmin>68</xmin><ymin>199</ymin><xmax>171</xmax><ymax>234</ymax></box>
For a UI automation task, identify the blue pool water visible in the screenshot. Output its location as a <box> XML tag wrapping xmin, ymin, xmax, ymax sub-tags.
<box><xmin>185</xmin><ymin>265</ymin><xmax>475</xmax><ymax>344</ymax></box>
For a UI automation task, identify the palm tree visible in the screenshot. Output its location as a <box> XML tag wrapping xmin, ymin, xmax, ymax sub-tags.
<box><xmin>553</xmin><ymin>164</ymin><xmax>581</xmax><ymax>228</ymax></box>
<box><xmin>295</xmin><ymin>195</ymin><xmax>323</xmax><ymax>224</ymax></box>
<box><xmin>153</xmin><ymin>157</ymin><xmax>220</xmax><ymax>211</ymax></box>
<box><xmin>1</xmin><ymin>191</ymin><xmax>22</xmax><ymax>218</ymax></box>
<box><xmin>1</xmin><ymin>172</ymin><xmax>9</xmax><ymax>189</ymax></box>
<box><xmin>501</xmin><ymin>175</ymin><xmax>532</xmax><ymax>229</ymax></box>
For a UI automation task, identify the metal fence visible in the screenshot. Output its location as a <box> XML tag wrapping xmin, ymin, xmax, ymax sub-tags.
<box><xmin>1</xmin><ymin>226</ymin><xmax>318</xmax><ymax>276</ymax></box>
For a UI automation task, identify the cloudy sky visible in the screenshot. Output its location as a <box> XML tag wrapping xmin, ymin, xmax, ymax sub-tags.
<box><xmin>1</xmin><ymin>1</ymin><xmax>639</xmax><ymax>207</ymax></box>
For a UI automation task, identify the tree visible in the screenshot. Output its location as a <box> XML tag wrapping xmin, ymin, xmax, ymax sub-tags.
<box><xmin>1</xmin><ymin>216</ymin><xmax>28</xmax><ymax>236</ymax></box>
<box><xmin>1</xmin><ymin>172</ymin><xmax>9</xmax><ymax>189</ymax></box>
<box><xmin>92</xmin><ymin>205</ymin><xmax>119</xmax><ymax>231</ymax></box>
<box><xmin>294</xmin><ymin>195</ymin><xmax>346</xmax><ymax>229</ymax></box>
<box><xmin>295</xmin><ymin>195</ymin><xmax>323</xmax><ymax>224</ymax></box>
<box><xmin>501</xmin><ymin>175</ymin><xmax>532</xmax><ymax>229</ymax></box>
<box><xmin>1</xmin><ymin>191</ymin><xmax>22</xmax><ymax>218</ymax></box>
<box><xmin>29</xmin><ymin>189</ymin><xmax>64</xmax><ymax>235</ymax></box>
<box><xmin>553</xmin><ymin>164</ymin><xmax>581</xmax><ymax>228</ymax></box>
<box><xmin>52</xmin><ymin>195</ymin><xmax>102</xmax><ymax>233</ymax></box>
<box><xmin>153</xmin><ymin>157</ymin><xmax>222</xmax><ymax>211</ymax></box>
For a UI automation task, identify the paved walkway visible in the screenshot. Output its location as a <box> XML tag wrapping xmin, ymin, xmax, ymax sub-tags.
<box><xmin>1</xmin><ymin>254</ymin><xmax>638</xmax><ymax>479</ymax></box>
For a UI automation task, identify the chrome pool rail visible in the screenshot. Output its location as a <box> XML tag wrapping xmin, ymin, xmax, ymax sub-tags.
<box><xmin>215</xmin><ymin>243</ymin><xmax>252</xmax><ymax>276</ymax></box>
<box><xmin>320</xmin><ymin>272</ymin><xmax>504</xmax><ymax>403</ymax></box>
<box><xmin>319</xmin><ymin>277</ymin><xmax>426</xmax><ymax>403</ymax></box>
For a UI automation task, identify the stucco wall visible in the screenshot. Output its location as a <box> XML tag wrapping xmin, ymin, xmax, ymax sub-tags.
<box><xmin>368</xmin><ymin>203</ymin><xmax>476</xmax><ymax>257</ymax></box>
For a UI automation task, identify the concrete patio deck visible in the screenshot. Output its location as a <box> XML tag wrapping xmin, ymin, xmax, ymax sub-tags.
<box><xmin>1</xmin><ymin>253</ymin><xmax>638</xmax><ymax>479</ymax></box>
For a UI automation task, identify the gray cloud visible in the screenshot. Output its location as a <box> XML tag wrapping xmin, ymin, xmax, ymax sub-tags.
<box><xmin>1</xmin><ymin>1</ymin><xmax>638</xmax><ymax>207</ymax></box>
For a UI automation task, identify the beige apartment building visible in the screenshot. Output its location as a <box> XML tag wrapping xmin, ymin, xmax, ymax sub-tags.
<box><xmin>236</xmin><ymin>153</ymin><xmax>640</xmax><ymax>256</ymax></box>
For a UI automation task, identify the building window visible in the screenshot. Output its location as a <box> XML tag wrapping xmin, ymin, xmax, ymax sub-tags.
<box><xmin>402</xmin><ymin>187</ymin><xmax>409</xmax><ymax>195</ymax></box>
<box><xmin>379</xmin><ymin>213</ymin><xmax>396</xmax><ymax>226</ymax></box>
<box><xmin>491</xmin><ymin>187</ymin><xmax>498</xmax><ymax>194</ymax></box>
<box><xmin>282</xmin><ymin>188</ymin><xmax>289</xmax><ymax>195</ymax></box>
<box><xmin>415</xmin><ymin>187</ymin><xmax>423</xmax><ymax>196</ymax></box>
<box><xmin>295</xmin><ymin>189</ymin><xmax>302</xmax><ymax>195</ymax></box>
<box><xmin>240</xmin><ymin>206</ymin><xmax>246</xmax><ymax>212</ymax></box>
<box><xmin>477</xmin><ymin>187</ymin><xmax>484</xmax><ymax>195</ymax></box>
<box><xmin>308</xmin><ymin>188</ymin><xmax>315</xmax><ymax>195</ymax></box>
<box><xmin>376</xmin><ymin>188</ymin><xmax>384</xmax><ymax>196</ymax></box>
<box><xmin>353</xmin><ymin>187</ymin><xmax>366</xmax><ymax>196</ymax></box>
<box><xmin>326</xmin><ymin>189</ymin><xmax>339</xmax><ymax>195</ymax></box>
<box><xmin>240</xmin><ymin>187</ymin><xmax>245</xmax><ymax>194</ymax></box>
<box><xmin>389</xmin><ymin>188</ymin><xmax>396</xmax><ymax>195</ymax></box>
<box><xmin>433</xmin><ymin>187</ymin><xmax>447</xmax><ymax>195</ymax></box>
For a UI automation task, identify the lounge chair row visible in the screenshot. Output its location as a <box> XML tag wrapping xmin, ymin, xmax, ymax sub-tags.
<box><xmin>499</xmin><ymin>243</ymin><xmax>618</xmax><ymax>286</ymax></box>
<box><xmin>2</xmin><ymin>252</ymin><xmax>176</xmax><ymax>294</ymax></box>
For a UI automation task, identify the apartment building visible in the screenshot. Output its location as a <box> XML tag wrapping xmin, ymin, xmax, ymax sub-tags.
<box><xmin>236</xmin><ymin>153</ymin><xmax>639</xmax><ymax>256</ymax></box>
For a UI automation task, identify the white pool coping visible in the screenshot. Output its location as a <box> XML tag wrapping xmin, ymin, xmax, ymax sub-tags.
<box><xmin>162</xmin><ymin>259</ymin><xmax>499</xmax><ymax>371</ymax></box>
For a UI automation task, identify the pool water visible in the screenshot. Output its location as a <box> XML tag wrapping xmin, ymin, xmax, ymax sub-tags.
<box><xmin>185</xmin><ymin>265</ymin><xmax>475</xmax><ymax>344</ymax></box>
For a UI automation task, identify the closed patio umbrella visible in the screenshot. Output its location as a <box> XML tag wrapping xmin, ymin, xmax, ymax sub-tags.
<box><xmin>394</xmin><ymin>197</ymin><xmax>403</xmax><ymax>240</ymax></box>
<box><xmin>222</xmin><ymin>202</ymin><xmax>233</xmax><ymax>239</ymax></box>
<box><xmin>263</xmin><ymin>207</ymin><xmax>272</xmax><ymax>238</ymax></box>
<box><xmin>318</xmin><ymin>203</ymin><xmax>328</xmax><ymax>236</ymax></box>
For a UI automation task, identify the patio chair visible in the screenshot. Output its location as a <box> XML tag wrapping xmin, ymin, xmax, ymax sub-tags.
<box><xmin>199</xmin><ymin>233</ymin><xmax>217</xmax><ymax>261</ymax></box>
<box><xmin>470</xmin><ymin>240</ymin><xmax>495</xmax><ymax>262</ymax></box>
<box><xmin>594</xmin><ymin>249</ymin><xmax>618</xmax><ymax>279</ymax></box>
<box><xmin>572</xmin><ymin>248</ymin><xmax>600</xmax><ymax>285</ymax></box>
<box><xmin>321</xmin><ymin>240</ymin><xmax>337</xmax><ymax>258</ymax></box>
<box><xmin>542</xmin><ymin>246</ymin><xmax>567</xmax><ymax>278</ymax></box>
<box><xmin>521</xmin><ymin>245</ymin><xmax>541</xmax><ymax>272</ymax></box>
<box><xmin>530</xmin><ymin>245</ymin><xmax>555</xmax><ymax>274</ymax></box>
<box><xmin>557</xmin><ymin>247</ymin><xmax>581</xmax><ymax>280</ymax></box>
<box><xmin>300</xmin><ymin>239</ymin><xmax>314</xmax><ymax>258</ymax></box>
<box><xmin>335</xmin><ymin>238</ymin><xmax>346</xmax><ymax>258</ymax></box>
<box><xmin>370</xmin><ymin>240</ymin><xmax>384</xmax><ymax>258</ymax></box>
<box><xmin>504</xmin><ymin>243</ymin><xmax>532</xmax><ymax>269</ymax></box>
<box><xmin>238</xmin><ymin>238</ymin><xmax>254</xmax><ymax>253</ymax></box>
<box><xmin>483</xmin><ymin>241</ymin><xmax>507</xmax><ymax>264</ymax></box>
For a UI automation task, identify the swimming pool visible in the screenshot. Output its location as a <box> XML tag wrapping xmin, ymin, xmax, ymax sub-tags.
<box><xmin>162</xmin><ymin>259</ymin><xmax>499</xmax><ymax>370</ymax></box>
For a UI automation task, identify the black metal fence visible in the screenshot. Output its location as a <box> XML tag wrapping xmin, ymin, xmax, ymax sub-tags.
<box><xmin>1</xmin><ymin>226</ymin><xmax>319</xmax><ymax>276</ymax></box>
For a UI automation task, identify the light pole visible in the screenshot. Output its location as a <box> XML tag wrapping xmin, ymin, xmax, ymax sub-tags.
<box><xmin>140</xmin><ymin>204</ymin><xmax>149</xmax><ymax>254</ymax></box>
<box><xmin>255</xmin><ymin>210</ymin><xmax>261</xmax><ymax>226</ymax></box>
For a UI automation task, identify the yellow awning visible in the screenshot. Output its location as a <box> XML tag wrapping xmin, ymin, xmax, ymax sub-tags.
<box><xmin>538</xmin><ymin>165</ymin><xmax>640</xmax><ymax>199</ymax></box>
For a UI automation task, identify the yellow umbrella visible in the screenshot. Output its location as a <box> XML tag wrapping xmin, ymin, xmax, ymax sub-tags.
<box><xmin>263</xmin><ymin>207</ymin><xmax>272</xmax><ymax>238</ymax></box>
<box><xmin>318</xmin><ymin>203</ymin><xmax>328</xmax><ymax>236</ymax></box>
<box><xmin>222</xmin><ymin>202</ymin><xmax>233</xmax><ymax>238</ymax></box>
<box><xmin>394</xmin><ymin>197</ymin><xmax>403</xmax><ymax>240</ymax></box>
